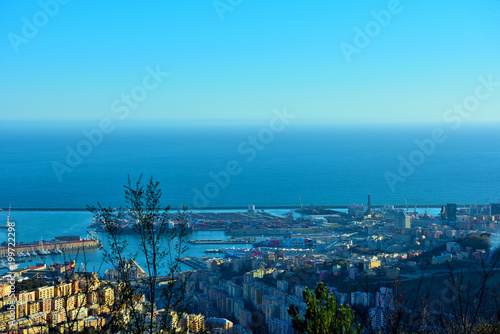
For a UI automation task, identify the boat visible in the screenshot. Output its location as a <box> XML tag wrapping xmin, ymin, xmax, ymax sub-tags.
<box><xmin>225</xmin><ymin>248</ymin><xmax>253</xmax><ymax>258</ymax></box>
<box><xmin>31</xmin><ymin>251</ymin><xmax>38</xmax><ymax>256</ymax></box>
<box><xmin>204</xmin><ymin>248</ymin><xmax>226</xmax><ymax>254</ymax></box>
<box><xmin>38</xmin><ymin>238</ymin><xmax>50</xmax><ymax>256</ymax></box>
<box><xmin>253</xmin><ymin>236</ymin><xmax>314</xmax><ymax>248</ymax></box>
<box><xmin>0</xmin><ymin>261</ymin><xmax>17</xmax><ymax>270</ymax></box>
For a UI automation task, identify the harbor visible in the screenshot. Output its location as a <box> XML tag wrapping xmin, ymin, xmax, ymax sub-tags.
<box><xmin>179</xmin><ymin>257</ymin><xmax>209</xmax><ymax>270</ymax></box>
<box><xmin>0</xmin><ymin>235</ymin><xmax>101</xmax><ymax>259</ymax></box>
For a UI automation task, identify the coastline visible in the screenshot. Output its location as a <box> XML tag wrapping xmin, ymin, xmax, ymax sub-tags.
<box><xmin>2</xmin><ymin>204</ymin><xmax>447</xmax><ymax>211</ymax></box>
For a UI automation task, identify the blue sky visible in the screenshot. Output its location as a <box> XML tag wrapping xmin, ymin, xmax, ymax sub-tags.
<box><xmin>1</xmin><ymin>0</ymin><xmax>499</xmax><ymax>123</ymax></box>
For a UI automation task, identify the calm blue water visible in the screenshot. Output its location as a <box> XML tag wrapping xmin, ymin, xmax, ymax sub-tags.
<box><xmin>0</xmin><ymin>210</ymin><xmax>255</xmax><ymax>273</ymax></box>
<box><xmin>0</xmin><ymin>207</ymin><xmax>442</xmax><ymax>274</ymax></box>
<box><xmin>0</xmin><ymin>121</ymin><xmax>499</xmax><ymax>209</ymax></box>
<box><xmin>1</xmin><ymin>121</ymin><xmax>497</xmax><ymax>274</ymax></box>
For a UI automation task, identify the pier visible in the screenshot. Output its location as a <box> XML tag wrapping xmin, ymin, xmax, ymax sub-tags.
<box><xmin>0</xmin><ymin>236</ymin><xmax>101</xmax><ymax>259</ymax></box>
<box><xmin>187</xmin><ymin>238</ymin><xmax>255</xmax><ymax>245</ymax></box>
<box><xmin>180</xmin><ymin>257</ymin><xmax>208</xmax><ymax>270</ymax></box>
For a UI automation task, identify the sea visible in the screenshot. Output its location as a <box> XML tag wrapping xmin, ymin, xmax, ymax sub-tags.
<box><xmin>0</xmin><ymin>120</ymin><xmax>498</xmax><ymax>273</ymax></box>
<box><xmin>0</xmin><ymin>209</ymin><xmax>257</xmax><ymax>274</ymax></box>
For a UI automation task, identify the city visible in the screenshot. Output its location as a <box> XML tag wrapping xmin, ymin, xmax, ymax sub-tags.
<box><xmin>1</xmin><ymin>1</ymin><xmax>499</xmax><ymax>333</ymax></box>
<box><xmin>2</xmin><ymin>196</ymin><xmax>500</xmax><ymax>333</ymax></box>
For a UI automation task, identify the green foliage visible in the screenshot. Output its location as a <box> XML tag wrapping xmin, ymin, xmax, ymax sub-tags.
<box><xmin>332</xmin><ymin>258</ymin><xmax>348</xmax><ymax>269</ymax></box>
<box><xmin>457</xmin><ymin>233</ymin><xmax>491</xmax><ymax>251</ymax></box>
<box><xmin>15</xmin><ymin>278</ymin><xmax>47</xmax><ymax>292</ymax></box>
<box><xmin>476</xmin><ymin>323</ymin><xmax>500</xmax><ymax>333</ymax></box>
<box><xmin>411</xmin><ymin>233</ymin><xmax>492</xmax><ymax>265</ymax></box>
<box><xmin>88</xmin><ymin>175</ymin><xmax>191</xmax><ymax>334</ymax></box>
<box><xmin>288</xmin><ymin>282</ymin><xmax>360</xmax><ymax>334</ymax></box>
<box><xmin>261</xmin><ymin>274</ymin><xmax>277</xmax><ymax>286</ymax></box>
<box><xmin>349</xmin><ymin>246</ymin><xmax>384</xmax><ymax>256</ymax></box>
<box><xmin>290</xmin><ymin>266</ymin><xmax>316</xmax><ymax>285</ymax></box>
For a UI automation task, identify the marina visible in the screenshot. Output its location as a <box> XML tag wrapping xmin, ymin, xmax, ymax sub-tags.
<box><xmin>0</xmin><ymin>235</ymin><xmax>101</xmax><ymax>259</ymax></box>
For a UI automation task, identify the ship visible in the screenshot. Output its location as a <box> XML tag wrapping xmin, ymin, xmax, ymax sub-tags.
<box><xmin>224</xmin><ymin>247</ymin><xmax>264</xmax><ymax>259</ymax></box>
<box><xmin>253</xmin><ymin>236</ymin><xmax>314</xmax><ymax>248</ymax></box>
<box><xmin>38</xmin><ymin>238</ymin><xmax>51</xmax><ymax>256</ymax></box>
<box><xmin>0</xmin><ymin>261</ymin><xmax>18</xmax><ymax>270</ymax></box>
<box><xmin>204</xmin><ymin>248</ymin><xmax>226</xmax><ymax>254</ymax></box>
<box><xmin>224</xmin><ymin>248</ymin><xmax>250</xmax><ymax>258</ymax></box>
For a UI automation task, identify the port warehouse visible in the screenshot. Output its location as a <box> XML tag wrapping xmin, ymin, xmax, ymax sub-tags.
<box><xmin>0</xmin><ymin>236</ymin><xmax>100</xmax><ymax>258</ymax></box>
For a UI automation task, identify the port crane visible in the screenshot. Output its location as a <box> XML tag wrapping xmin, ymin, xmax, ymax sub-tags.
<box><xmin>460</xmin><ymin>201</ymin><xmax>469</xmax><ymax>215</ymax></box>
<box><xmin>404</xmin><ymin>197</ymin><xmax>409</xmax><ymax>211</ymax></box>
<box><xmin>414</xmin><ymin>198</ymin><xmax>419</xmax><ymax>214</ymax></box>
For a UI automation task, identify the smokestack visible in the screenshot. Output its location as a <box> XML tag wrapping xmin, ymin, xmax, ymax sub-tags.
<box><xmin>368</xmin><ymin>193</ymin><xmax>371</xmax><ymax>212</ymax></box>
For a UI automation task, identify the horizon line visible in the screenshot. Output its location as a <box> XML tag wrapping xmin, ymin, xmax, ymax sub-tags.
<box><xmin>2</xmin><ymin>119</ymin><xmax>500</xmax><ymax>125</ymax></box>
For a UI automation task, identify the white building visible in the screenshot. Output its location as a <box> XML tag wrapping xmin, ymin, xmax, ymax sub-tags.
<box><xmin>350</xmin><ymin>291</ymin><xmax>372</xmax><ymax>307</ymax></box>
<box><xmin>446</xmin><ymin>242</ymin><xmax>462</xmax><ymax>253</ymax></box>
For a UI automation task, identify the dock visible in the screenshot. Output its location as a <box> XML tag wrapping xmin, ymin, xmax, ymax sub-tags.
<box><xmin>187</xmin><ymin>238</ymin><xmax>255</xmax><ymax>245</ymax></box>
<box><xmin>180</xmin><ymin>257</ymin><xmax>208</xmax><ymax>270</ymax></box>
<box><xmin>0</xmin><ymin>236</ymin><xmax>101</xmax><ymax>259</ymax></box>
